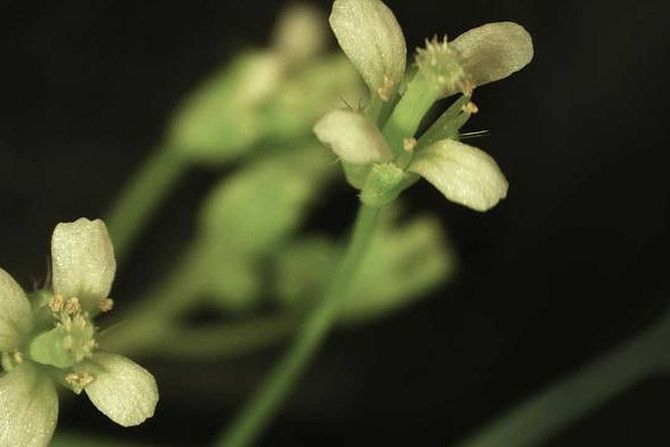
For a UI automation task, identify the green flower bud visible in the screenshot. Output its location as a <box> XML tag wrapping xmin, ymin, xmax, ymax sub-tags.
<box><xmin>330</xmin><ymin>0</ymin><xmax>407</xmax><ymax>100</ymax></box>
<box><xmin>168</xmin><ymin>51</ymin><xmax>284</xmax><ymax>163</ymax></box>
<box><xmin>262</xmin><ymin>55</ymin><xmax>364</xmax><ymax>142</ymax></box>
<box><xmin>273</xmin><ymin>214</ymin><xmax>455</xmax><ymax>324</ymax></box>
<box><xmin>409</xmin><ymin>138</ymin><xmax>508</xmax><ymax>211</ymax></box>
<box><xmin>272</xmin><ymin>3</ymin><xmax>327</xmax><ymax>66</ymax></box>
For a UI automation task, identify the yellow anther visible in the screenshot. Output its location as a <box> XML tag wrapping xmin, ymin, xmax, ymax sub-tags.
<box><xmin>98</xmin><ymin>298</ymin><xmax>114</xmax><ymax>313</ymax></box>
<box><xmin>403</xmin><ymin>137</ymin><xmax>418</xmax><ymax>152</ymax></box>
<box><xmin>377</xmin><ymin>73</ymin><xmax>396</xmax><ymax>102</ymax></box>
<box><xmin>65</xmin><ymin>371</ymin><xmax>95</xmax><ymax>394</ymax></box>
<box><xmin>12</xmin><ymin>351</ymin><xmax>23</xmax><ymax>364</ymax></box>
<box><xmin>64</xmin><ymin>297</ymin><xmax>81</xmax><ymax>315</ymax></box>
<box><xmin>48</xmin><ymin>294</ymin><xmax>65</xmax><ymax>313</ymax></box>
<box><xmin>462</xmin><ymin>101</ymin><xmax>479</xmax><ymax>114</ymax></box>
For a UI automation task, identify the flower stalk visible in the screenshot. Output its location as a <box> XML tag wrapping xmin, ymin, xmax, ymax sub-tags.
<box><xmin>455</xmin><ymin>313</ymin><xmax>670</xmax><ymax>447</ymax></box>
<box><xmin>218</xmin><ymin>204</ymin><xmax>382</xmax><ymax>447</ymax></box>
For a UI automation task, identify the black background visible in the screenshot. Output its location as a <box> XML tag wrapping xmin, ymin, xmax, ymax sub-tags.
<box><xmin>1</xmin><ymin>0</ymin><xmax>669</xmax><ymax>445</ymax></box>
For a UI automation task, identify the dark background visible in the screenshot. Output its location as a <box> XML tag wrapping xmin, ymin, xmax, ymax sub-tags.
<box><xmin>1</xmin><ymin>0</ymin><xmax>669</xmax><ymax>445</ymax></box>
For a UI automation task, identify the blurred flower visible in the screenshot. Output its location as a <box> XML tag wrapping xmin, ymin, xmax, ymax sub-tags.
<box><xmin>0</xmin><ymin>218</ymin><xmax>157</xmax><ymax>447</ymax></box>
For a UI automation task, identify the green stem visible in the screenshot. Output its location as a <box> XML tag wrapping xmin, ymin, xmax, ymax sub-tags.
<box><xmin>217</xmin><ymin>204</ymin><xmax>382</xmax><ymax>447</ymax></box>
<box><xmin>99</xmin><ymin>240</ymin><xmax>209</xmax><ymax>354</ymax></box>
<box><xmin>455</xmin><ymin>317</ymin><xmax>670</xmax><ymax>447</ymax></box>
<box><xmin>106</xmin><ymin>147</ymin><xmax>186</xmax><ymax>264</ymax></box>
<box><xmin>143</xmin><ymin>314</ymin><xmax>299</xmax><ymax>359</ymax></box>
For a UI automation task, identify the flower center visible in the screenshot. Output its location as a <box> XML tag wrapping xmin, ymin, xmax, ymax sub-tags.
<box><xmin>27</xmin><ymin>296</ymin><xmax>97</xmax><ymax>369</ymax></box>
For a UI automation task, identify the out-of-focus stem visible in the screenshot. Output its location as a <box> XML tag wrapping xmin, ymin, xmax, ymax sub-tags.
<box><xmin>455</xmin><ymin>315</ymin><xmax>670</xmax><ymax>447</ymax></box>
<box><xmin>106</xmin><ymin>147</ymin><xmax>186</xmax><ymax>264</ymax></box>
<box><xmin>217</xmin><ymin>204</ymin><xmax>382</xmax><ymax>447</ymax></box>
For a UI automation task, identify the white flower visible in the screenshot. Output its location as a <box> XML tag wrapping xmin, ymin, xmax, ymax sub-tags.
<box><xmin>0</xmin><ymin>218</ymin><xmax>158</xmax><ymax>447</ymax></box>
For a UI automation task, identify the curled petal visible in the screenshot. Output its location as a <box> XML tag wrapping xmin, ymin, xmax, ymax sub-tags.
<box><xmin>84</xmin><ymin>352</ymin><xmax>158</xmax><ymax>427</ymax></box>
<box><xmin>330</xmin><ymin>0</ymin><xmax>407</xmax><ymax>98</ymax></box>
<box><xmin>314</xmin><ymin>109</ymin><xmax>392</xmax><ymax>164</ymax></box>
<box><xmin>409</xmin><ymin>139</ymin><xmax>508</xmax><ymax>211</ymax></box>
<box><xmin>51</xmin><ymin>218</ymin><xmax>116</xmax><ymax>307</ymax></box>
<box><xmin>0</xmin><ymin>268</ymin><xmax>32</xmax><ymax>351</ymax></box>
<box><xmin>451</xmin><ymin>22</ymin><xmax>534</xmax><ymax>88</ymax></box>
<box><xmin>0</xmin><ymin>363</ymin><xmax>59</xmax><ymax>447</ymax></box>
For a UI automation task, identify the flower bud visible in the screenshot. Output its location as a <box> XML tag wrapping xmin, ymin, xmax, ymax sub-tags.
<box><xmin>168</xmin><ymin>51</ymin><xmax>284</xmax><ymax>163</ymax></box>
<box><xmin>272</xmin><ymin>3</ymin><xmax>327</xmax><ymax>66</ymax></box>
<box><xmin>329</xmin><ymin>0</ymin><xmax>407</xmax><ymax>100</ymax></box>
<box><xmin>409</xmin><ymin>138</ymin><xmax>508</xmax><ymax>211</ymax></box>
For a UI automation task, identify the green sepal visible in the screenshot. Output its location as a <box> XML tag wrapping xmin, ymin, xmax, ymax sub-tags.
<box><xmin>342</xmin><ymin>162</ymin><xmax>372</xmax><ymax>190</ymax></box>
<box><xmin>360</xmin><ymin>163</ymin><xmax>416</xmax><ymax>207</ymax></box>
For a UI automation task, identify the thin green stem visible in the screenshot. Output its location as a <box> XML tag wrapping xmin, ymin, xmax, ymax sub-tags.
<box><xmin>100</xmin><ymin>240</ymin><xmax>209</xmax><ymax>354</ymax></box>
<box><xmin>106</xmin><ymin>147</ymin><xmax>186</xmax><ymax>264</ymax></box>
<box><xmin>217</xmin><ymin>204</ymin><xmax>382</xmax><ymax>447</ymax></box>
<box><xmin>143</xmin><ymin>314</ymin><xmax>299</xmax><ymax>359</ymax></box>
<box><xmin>455</xmin><ymin>317</ymin><xmax>670</xmax><ymax>447</ymax></box>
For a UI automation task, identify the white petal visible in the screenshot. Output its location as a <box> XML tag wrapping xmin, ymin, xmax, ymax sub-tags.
<box><xmin>409</xmin><ymin>139</ymin><xmax>508</xmax><ymax>211</ymax></box>
<box><xmin>0</xmin><ymin>363</ymin><xmax>59</xmax><ymax>447</ymax></box>
<box><xmin>330</xmin><ymin>0</ymin><xmax>406</xmax><ymax>96</ymax></box>
<box><xmin>0</xmin><ymin>268</ymin><xmax>32</xmax><ymax>351</ymax></box>
<box><xmin>51</xmin><ymin>218</ymin><xmax>116</xmax><ymax>306</ymax></box>
<box><xmin>314</xmin><ymin>109</ymin><xmax>392</xmax><ymax>164</ymax></box>
<box><xmin>84</xmin><ymin>352</ymin><xmax>158</xmax><ymax>427</ymax></box>
<box><xmin>451</xmin><ymin>22</ymin><xmax>534</xmax><ymax>88</ymax></box>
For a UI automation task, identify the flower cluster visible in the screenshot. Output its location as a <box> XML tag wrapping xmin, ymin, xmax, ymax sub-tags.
<box><xmin>0</xmin><ymin>218</ymin><xmax>157</xmax><ymax>447</ymax></box>
<box><xmin>315</xmin><ymin>0</ymin><xmax>534</xmax><ymax>212</ymax></box>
